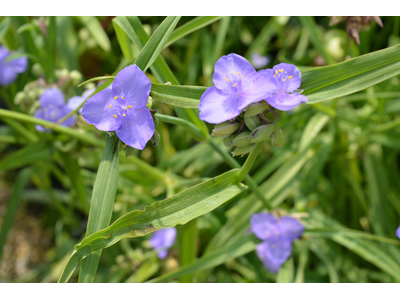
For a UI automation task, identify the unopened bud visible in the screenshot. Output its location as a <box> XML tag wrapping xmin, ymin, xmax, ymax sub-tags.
<box><xmin>250</xmin><ymin>124</ymin><xmax>275</xmax><ymax>143</ymax></box>
<box><xmin>211</xmin><ymin>122</ymin><xmax>240</xmax><ymax>137</ymax></box>
<box><xmin>230</xmin><ymin>131</ymin><xmax>251</xmax><ymax>147</ymax></box>
<box><xmin>70</xmin><ymin>70</ymin><xmax>82</xmax><ymax>85</ymax></box>
<box><xmin>231</xmin><ymin>143</ymin><xmax>256</xmax><ymax>157</ymax></box>
<box><xmin>244</xmin><ymin>115</ymin><xmax>261</xmax><ymax>131</ymax></box>
<box><xmin>151</xmin><ymin>130</ymin><xmax>161</xmax><ymax>146</ymax></box>
<box><xmin>271</xmin><ymin>127</ymin><xmax>283</xmax><ymax>147</ymax></box>
<box><xmin>265</xmin><ymin>111</ymin><xmax>277</xmax><ymax>123</ymax></box>
<box><xmin>223</xmin><ymin>136</ymin><xmax>235</xmax><ymax>147</ymax></box>
<box><xmin>14</xmin><ymin>91</ymin><xmax>26</xmax><ymax>104</ymax></box>
<box><xmin>244</xmin><ymin>102</ymin><xmax>269</xmax><ymax>117</ymax></box>
<box><xmin>32</xmin><ymin>63</ymin><xmax>44</xmax><ymax>77</ymax></box>
<box><xmin>153</xmin><ymin>116</ymin><xmax>159</xmax><ymax>127</ymax></box>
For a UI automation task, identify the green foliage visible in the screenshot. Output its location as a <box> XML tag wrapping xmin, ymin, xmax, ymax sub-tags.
<box><xmin>1</xmin><ymin>16</ymin><xmax>400</xmax><ymax>284</ymax></box>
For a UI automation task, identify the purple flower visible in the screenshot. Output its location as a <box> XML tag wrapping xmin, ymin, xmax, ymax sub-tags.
<box><xmin>34</xmin><ymin>88</ymin><xmax>76</xmax><ymax>132</ymax></box>
<box><xmin>251</xmin><ymin>52</ymin><xmax>269</xmax><ymax>69</ymax></box>
<box><xmin>0</xmin><ymin>45</ymin><xmax>28</xmax><ymax>86</ymax></box>
<box><xmin>396</xmin><ymin>224</ymin><xmax>400</xmax><ymax>239</ymax></box>
<box><xmin>250</xmin><ymin>213</ymin><xmax>305</xmax><ymax>273</ymax></box>
<box><xmin>264</xmin><ymin>63</ymin><xmax>308</xmax><ymax>111</ymax></box>
<box><xmin>149</xmin><ymin>227</ymin><xmax>177</xmax><ymax>259</ymax></box>
<box><xmin>82</xmin><ymin>65</ymin><xmax>154</xmax><ymax>150</ymax></box>
<box><xmin>67</xmin><ymin>88</ymin><xmax>95</xmax><ymax>112</ymax></box>
<box><xmin>199</xmin><ymin>53</ymin><xmax>276</xmax><ymax>124</ymax></box>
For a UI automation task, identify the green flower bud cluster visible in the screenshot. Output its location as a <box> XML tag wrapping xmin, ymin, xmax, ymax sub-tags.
<box><xmin>211</xmin><ymin>101</ymin><xmax>284</xmax><ymax>157</ymax></box>
<box><xmin>14</xmin><ymin>78</ymin><xmax>47</xmax><ymax>112</ymax></box>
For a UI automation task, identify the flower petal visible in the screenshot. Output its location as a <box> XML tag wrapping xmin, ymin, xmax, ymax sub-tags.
<box><xmin>0</xmin><ymin>64</ymin><xmax>17</xmax><ymax>86</ymax></box>
<box><xmin>33</xmin><ymin>108</ymin><xmax>50</xmax><ymax>132</ymax></box>
<box><xmin>0</xmin><ymin>45</ymin><xmax>10</xmax><ymax>62</ymax></box>
<box><xmin>149</xmin><ymin>228</ymin><xmax>177</xmax><ymax>250</ymax></box>
<box><xmin>58</xmin><ymin>105</ymin><xmax>76</xmax><ymax>128</ymax></box>
<box><xmin>396</xmin><ymin>224</ymin><xmax>400</xmax><ymax>239</ymax></box>
<box><xmin>112</xmin><ymin>65</ymin><xmax>151</xmax><ymax>108</ymax></box>
<box><xmin>251</xmin><ymin>52</ymin><xmax>269</xmax><ymax>69</ymax></box>
<box><xmin>238</xmin><ymin>69</ymin><xmax>276</xmax><ymax>110</ymax></box>
<box><xmin>157</xmin><ymin>249</ymin><xmax>169</xmax><ymax>259</ymax></box>
<box><xmin>199</xmin><ymin>86</ymin><xmax>241</xmax><ymax>124</ymax></box>
<box><xmin>256</xmin><ymin>239</ymin><xmax>292</xmax><ymax>274</ymax></box>
<box><xmin>272</xmin><ymin>63</ymin><xmax>301</xmax><ymax>93</ymax></box>
<box><xmin>116</xmin><ymin>106</ymin><xmax>155</xmax><ymax>150</ymax></box>
<box><xmin>250</xmin><ymin>213</ymin><xmax>279</xmax><ymax>241</ymax></box>
<box><xmin>81</xmin><ymin>89</ymin><xmax>124</xmax><ymax>131</ymax></box>
<box><xmin>265</xmin><ymin>93</ymin><xmax>308</xmax><ymax>111</ymax></box>
<box><xmin>213</xmin><ymin>53</ymin><xmax>256</xmax><ymax>91</ymax></box>
<box><xmin>67</xmin><ymin>96</ymin><xmax>84</xmax><ymax>111</ymax></box>
<box><xmin>279</xmin><ymin>216</ymin><xmax>305</xmax><ymax>242</ymax></box>
<box><xmin>39</xmin><ymin>88</ymin><xmax>65</xmax><ymax>108</ymax></box>
<box><xmin>8</xmin><ymin>56</ymin><xmax>28</xmax><ymax>73</ymax></box>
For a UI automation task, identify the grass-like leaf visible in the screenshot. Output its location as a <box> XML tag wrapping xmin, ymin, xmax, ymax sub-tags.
<box><xmin>150</xmin><ymin>83</ymin><xmax>206</xmax><ymax>108</ymax></box>
<box><xmin>58</xmin><ymin>169</ymin><xmax>246</xmax><ymax>282</ymax></box>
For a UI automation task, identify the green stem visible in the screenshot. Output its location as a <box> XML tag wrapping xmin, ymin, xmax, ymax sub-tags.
<box><xmin>0</xmin><ymin>108</ymin><xmax>103</xmax><ymax>147</ymax></box>
<box><xmin>155</xmin><ymin>113</ymin><xmax>206</xmax><ymax>141</ymax></box>
<box><xmin>208</xmin><ymin>140</ymin><xmax>271</xmax><ymax>209</ymax></box>
<box><xmin>234</xmin><ymin>142</ymin><xmax>263</xmax><ymax>184</ymax></box>
<box><xmin>78</xmin><ymin>134</ymin><xmax>120</xmax><ymax>283</ymax></box>
<box><xmin>179</xmin><ymin>219</ymin><xmax>198</xmax><ymax>283</ymax></box>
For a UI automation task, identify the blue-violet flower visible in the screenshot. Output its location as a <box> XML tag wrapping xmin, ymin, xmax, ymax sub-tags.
<box><xmin>0</xmin><ymin>45</ymin><xmax>28</xmax><ymax>86</ymax></box>
<box><xmin>250</xmin><ymin>212</ymin><xmax>305</xmax><ymax>273</ymax></box>
<box><xmin>396</xmin><ymin>224</ymin><xmax>400</xmax><ymax>239</ymax></box>
<box><xmin>251</xmin><ymin>52</ymin><xmax>270</xmax><ymax>69</ymax></box>
<box><xmin>82</xmin><ymin>65</ymin><xmax>154</xmax><ymax>150</ymax></box>
<box><xmin>67</xmin><ymin>88</ymin><xmax>95</xmax><ymax>113</ymax></box>
<box><xmin>149</xmin><ymin>227</ymin><xmax>177</xmax><ymax>259</ymax></box>
<box><xmin>34</xmin><ymin>88</ymin><xmax>76</xmax><ymax>132</ymax></box>
<box><xmin>199</xmin><ymin>53</ymin><xmax>276</xmax><ymax>124</ymax></box>
<box><xmin>264</xmin><ymin>63</ymin><xmax>308</xmax><ymax>111</ymax></box>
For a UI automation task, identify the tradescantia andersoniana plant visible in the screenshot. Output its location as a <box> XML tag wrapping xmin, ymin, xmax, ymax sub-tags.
<box><xmin>1</xmin><ymin>16</ymin><xmax>400</xmax><ymax>283</ymax></box>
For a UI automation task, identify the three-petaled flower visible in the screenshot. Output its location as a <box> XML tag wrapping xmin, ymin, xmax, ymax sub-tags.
<box><xmin>0</xmin><ymin>45</ymin><xmax>28</xmax><ymax>86</ymax></box>
<box><xmin>199</xmin><ymin>53</ymin><xmax>276</xmax><ymax>124</ymax></box>
<box><xmin>149</xmin><ymin>227</ymin><xmax>177</xmax><ymax>259</ymax></box>
<box><xmin>250</xmin><ymin>212</ymin><xmax>305</xmax><ymax>273</ymax></box>
<box><xmin>34</xmin><ymin>88</ymin><xmax>76</xmax><ymax>132</ymax></box>
<box><xmin>264</xmin><ymin>63</ymin><xmax>308</xmax><ymax>111</ymax></box>
<box><xmin>82</xmin><ymin>65</ymin><xmax>155</xmax><ymax>150</ymax></box>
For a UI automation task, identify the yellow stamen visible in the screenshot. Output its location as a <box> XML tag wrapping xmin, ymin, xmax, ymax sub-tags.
<box><xmin>231</xmin><ymin>71</ymin><xmax>233</xmax><ymax>74</ymax></box>
<box><xmin>232</xmin><ymin>83</ymin><xmax>237</xmax><ymax>87</ymax></box>
<box><xmin>282</xmin><ymin>79</ymin><xmax>286</xmax><ymax>81</ymax></box>
<box><xmin>109</xmin><ymin>105</ymin><xmax>112</xmax><ymax>108</ymax></box>
<box><xmin>275</xmin><ymin>70</ymin><xmax>278</xmax><ymax>74</ymax></box>
<box><xmin>114</xmin><ymin>96</ymin><xmax>118</xmax><ymax>99</ymax></box>
<box><xmin>279</xmin><ymin>69</ymin><xmax>284</xmax><ymax>72</ymax></box>
<box><xmin>288</xmin><ymin>75</ymin><xmax>293</xmax><ymax>79</ymax></box>
<box><xmin>225</xmin><ymin>77</ymin><xmax>230</xmax><ymax>82</ymax></box>
<box><xmin>237</xmin><ymin>72</ymin><xmax>240</xmax><ymax>75</ymax></box>
<box><xmin>274</xmin><ymin>75</ymin><xmax>276</xmax><ymax>77</ymax></box>
<box><xmin>128</xmin><ymin>105</ymin><xmax>132</xmax><ymax>108</ymax></box>
<box><xmin>113</xmin><ymin>114</ymin><xmax>117</xmax><ymax>118</ymax></box>
<box><xmin>241</xmin><ymin>75</ymin><xmax>243</xmax><ymax>79</ymax></box>
<box><xmin>123</xmin><ymin>114</ymin><xmax>126</xmax><ymax>117</ymax></box>
<box><xmin>121</xmin><ymin>96</ymin><xmax>124</xmax><ymax>100</ymax></box>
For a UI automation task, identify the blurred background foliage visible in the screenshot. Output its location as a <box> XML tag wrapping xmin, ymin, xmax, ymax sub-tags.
<box><xmin>1</xmin><ymin>16</ymin><xmax>400</xmax><ymax>283</ymax></box>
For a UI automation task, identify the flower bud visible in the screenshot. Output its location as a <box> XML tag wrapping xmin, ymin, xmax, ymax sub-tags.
<box><xmin>250</xmin><ymin>124</ymin><xmax>275</xmax><ymax>144</ymax></box>
<box><xmin>230</xmin><ymin>131</ymin><xmax>251</xmax><ymax>147</ymax></box>
<box><xmin>32</xmin><ymin>63</ymin><xmax>44</xmax><ymax>77</ymax></box>
<box><xmin>211</xmin><ymin>122</ymin><xmax>240</xmax><ymax>137</ymax></box>
<box><xmin>14</xmin><ymin>91</ymin><xmax>26</xmax><ymax>104</ymax></box>
<box><xmin>223</xmin><ymin>136</ymin><xmax>235</xmax><ymax>147</ymax></box>
<box><xmin>244</xmin><ymin>115</ymin><xmax>261</xmax><ymax>131</ymax></box>
<box><xmin>70</xmin><ymin>70</ymin><xmax>82</xmax><ymax>85</ymax></box>
<box><xmin>271</xmin><ymin>127</ymin><xmax>283</xmax><ymax>147</ymax></box>
<box><xmin>126</xmin><ymin>146</ymin><xmax>139</xmax><ymax>157</ymax></box>
<box><xmin>231</xmin><ymin>143</ymin><xmax>256</xmax><ymax>157</ymax></box>
<box><xmin>151</xmin><ymin>130</ymin><xmax>161</xmax><ymax>146</ymax></box>
<box><xmin>244</xmin><ymin>102</ymin><xmax>269</xmax><ymax>117</ymax></box>
<box><xmin>265</xmin><ymin>111</ymin><xmax>277</xmax><ymax>123</ymax></box>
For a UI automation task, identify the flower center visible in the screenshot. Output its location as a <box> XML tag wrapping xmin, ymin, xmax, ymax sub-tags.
<box><xmin>274</xmin><ymin>68</ymin><xmax>293</xmax><ymax>82</ymax></box>
<box><xmin>111</xmin><ymin>95</ymin><xmax>133</xmax><ymax>118</ymax></box>
<box><xmin>224</xmin><ymin>71</ymin><xmax>243</xmax><ymax>88</ymax></box>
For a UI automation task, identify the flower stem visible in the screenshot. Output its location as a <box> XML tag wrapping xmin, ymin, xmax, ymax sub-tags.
<box><xmin>208</xmin><ymin>140</ymin><xmax>271</xmax><ymax>209</ymax></box>
<box><xmin>233</xmin><ymin>142</ymin><xmax>263</xmax><ymax>184</ymax></box>
<box><xmin>78</xmin><ymin>133</ymin><xmax>120</xmax><ymax>283</ymax></box>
